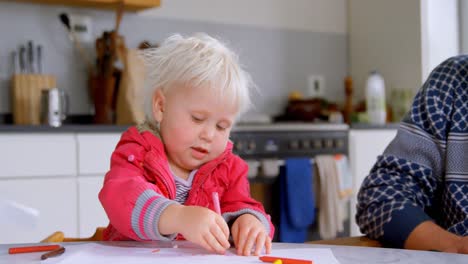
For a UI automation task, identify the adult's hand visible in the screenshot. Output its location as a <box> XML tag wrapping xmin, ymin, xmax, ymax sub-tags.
<box><xmin>405</xmin><ymin>221</ymin><xmax>467</xmax><ymax>254</ymax></box>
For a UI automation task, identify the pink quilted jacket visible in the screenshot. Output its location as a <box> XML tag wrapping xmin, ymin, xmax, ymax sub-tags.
<box><xmin>99</xmin><ymin>127</ymin><xmax>274</xmax><ymax>241</ymax></box>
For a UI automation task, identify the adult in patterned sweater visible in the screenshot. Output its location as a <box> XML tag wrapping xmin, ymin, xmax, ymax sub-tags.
<box><xmin>356</xmin><ymin>55</ymin><xmax>468</xmax><ymax>254</ymax></box>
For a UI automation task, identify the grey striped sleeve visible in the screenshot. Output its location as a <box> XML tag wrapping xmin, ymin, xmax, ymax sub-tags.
<box><xmin>131</xmin><ymin>189</ymin><xmax>179</xmax><ymax>241</ymax></box>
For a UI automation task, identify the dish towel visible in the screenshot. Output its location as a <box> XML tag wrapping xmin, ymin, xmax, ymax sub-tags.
<box><xmin>279</xmin><ymin>158</ymin><xmax>315</xmax><ymax>243</ymax></box>
<box><xmin>334</xmin><ymin>155</ymin><xmax>353</xmax><ymax>199</ymax></box>
<box><xmin>315</xmin><ymin>155</ymin><xmax>350</xmax><ymax>240</ymax></box>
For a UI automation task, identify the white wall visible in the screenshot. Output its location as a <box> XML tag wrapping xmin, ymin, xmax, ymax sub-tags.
<box><xmin>348</xmin><ymin>0</ymin><xmax>422</xmax><ymax>100</ymax></box>
<box><xmin>349</xmin><ymin>0</ymin><xmax>460</xmax><ymax>103</ymax></box>
<box><xmin>139</xmin><ymin>0</ymin><xmax>347</xmax><ymax>33</ymax></box>
<box><xmin>421</xmin><ymin>0</ymin><xmax>459</xmax><ymax>80</ymax></box>
<box><xmin>461</xmin><ymin>0</ymin><xmax>468</xmax><ymax>54</ymax></box>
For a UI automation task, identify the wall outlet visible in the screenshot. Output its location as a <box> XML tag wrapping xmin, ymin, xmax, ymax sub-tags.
<box><xmin>307</xmin><ymin>75</ymin><xmax>325</xmax><ymax>98</ymax></box>
<box><xmin>69</xmin><ymin>14</ymin><xmax>93</xmax><ymax>43</ymax></box>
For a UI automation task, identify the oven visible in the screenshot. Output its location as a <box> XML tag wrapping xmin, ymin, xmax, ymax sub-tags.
<box><xmin>230</xmin><ymin>123</ymin><xmax>349</xmax><ymax>242</ymax></box>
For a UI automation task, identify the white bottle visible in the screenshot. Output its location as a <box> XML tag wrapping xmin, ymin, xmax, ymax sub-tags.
<box><xmin>365</xmin><ymin>71</ymin><xmax>386</xmax><ymax>124</ymax></box>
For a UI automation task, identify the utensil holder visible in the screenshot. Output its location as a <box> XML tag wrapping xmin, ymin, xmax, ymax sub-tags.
<box><xmin>89</xmin><ymin>74</ymin><xmax>117</xmax><ymax>124</ymax></box>
<box><xmin>11</xmin><ymin>74</ymin><xmax>57</xmax><ymax>125</ymax></box>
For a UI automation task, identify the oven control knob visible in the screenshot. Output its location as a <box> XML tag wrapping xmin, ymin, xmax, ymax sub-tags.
<box><xmin>313</xmin><ymin>139</ymin><xmax>322</xmax><ymax>149</ymax></box>
<box><xmin>324</xmin><ymin>139</ymin><xmax>334</xmax><ymax>148</ymax></box>
<box><xmin>289</xmin><ymin>140</ymin><xmax>299</xmax><ymax>150</ymax></box>
<box><xmin>235</xmin><ymin>141</ymin><xmax>244</xmax><ymax>151</ymax></box>
<box><xmin>335</xmin><ymin>139</ymin><xmax>345</xmax><ymax>148</ymax></box>
<box><xmin>247</xmin><ymin>141</ymin><xmax>256</xmax><ymax>151</ymax></box>
<box><xmin>301</xmin><ymin>140</ymin><xmax>311</xmax><ymax>149</ymax></box>
<box><xmin>265</xmin><ymin>140</ymin><xmax>279</xmax><ymax>152</ymax></box>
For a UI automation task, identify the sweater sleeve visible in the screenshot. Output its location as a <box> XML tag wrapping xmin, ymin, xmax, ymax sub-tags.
<box><xmin>99</xmin><ymin>137</ymin><xmax>178</xmax><ymax>241</ymax></box>
<box><xmin>356</xmin><ymin>56</ymin><xmax>461</xmax><ymax>248</ymax></box>
<box><xmin>221</xmin><ymin>156</ymin><xmax>275</xmax><ymax>239</ymax></box>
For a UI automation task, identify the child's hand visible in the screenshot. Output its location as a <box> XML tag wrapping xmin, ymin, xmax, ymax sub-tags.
<box><xmin>176</xmin><ymin>205</ymin><xmax>230</xmax><ymax>254</ymax></box>
<box><xmin>231</xmin><ymin>214</ymin><xmax>271</xmax><ymax>256</ymax></box>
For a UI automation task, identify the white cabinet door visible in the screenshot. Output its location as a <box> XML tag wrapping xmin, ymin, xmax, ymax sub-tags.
<box><xmin>0</xmin><ymin>178</ymin><xmax>78</xmax><ymax>244</ymax></box>
<box><xmin>78</xmin><ymin>176</ymin><xmax>109</xmax><ymax>237</ymax></box>
<box><xmin>0</xmin><ymin>134</ymin><xmax>76</xmax><ymax>178</ymax></box>
<box><xmin>349</xmin><ymin>129</ymin><xmax>398</xmax><ymax>236</ymax></box>
<box><xmin>77</xmin><ymin>134</ymin><xmax>121</xmax><ymax>175</ymax></box>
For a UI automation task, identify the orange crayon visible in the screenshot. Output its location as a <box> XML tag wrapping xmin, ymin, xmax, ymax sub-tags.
<box><xmin>8</xmin><ymin>245</ymin><xmax>61</xmax><ymax>254</ymax></box>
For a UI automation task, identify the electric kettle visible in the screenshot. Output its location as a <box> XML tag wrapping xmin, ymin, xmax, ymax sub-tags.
<box><xmin>40</xmin><ymin>88</ymin><xmax>68</xmax><ymax>127</ymax></box>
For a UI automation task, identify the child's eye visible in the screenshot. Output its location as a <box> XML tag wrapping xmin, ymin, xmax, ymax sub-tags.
<box><xmin>216</xmin><ymin>125</ymin><xmax>226</xmax><ymax>131</ymax></box>
<box><xmin>216</xmin><ymin>124</ymin><xmax>228</xmax><ymax>131</ymax></box>
<box><xmin>191</xmin><ymin>115</ymin><xmax>203</xmax><ymax>122</ymax></box>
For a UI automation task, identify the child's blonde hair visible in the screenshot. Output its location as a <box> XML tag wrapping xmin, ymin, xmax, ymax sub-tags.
<box><xmin>140</xmin><ymin>33</ymin><xmax>253</xmax><ymax>126</ymax></box>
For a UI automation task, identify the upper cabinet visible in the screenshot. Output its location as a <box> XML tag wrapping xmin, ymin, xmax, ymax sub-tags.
<box><xmin>14</xmin><ymin>0</ymin><xmax>160</xmax><ymax>11</ymax></box>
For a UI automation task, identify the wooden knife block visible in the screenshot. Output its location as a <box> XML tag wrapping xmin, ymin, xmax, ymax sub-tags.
<box><xmin>11</xmin><ymin>74</ymin><xmax>56</xmax><ymax>125</ymax></box>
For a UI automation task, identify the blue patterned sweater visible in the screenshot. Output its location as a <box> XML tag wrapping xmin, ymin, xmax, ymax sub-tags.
<box><xmin>356</xmin><ymin>55</ymin><xmax>468</xmax><ymax>248</ymax></box>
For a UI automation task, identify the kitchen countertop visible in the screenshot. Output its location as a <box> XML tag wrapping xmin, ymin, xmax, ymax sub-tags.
<box><xmin>350</xmin><ymin>122</ymin><xmax>400</xmax><ymax>130</ymax></box>
<box><xmin>0</xmin><ymin>122</ymin><xmax>399</xmax><ymax>133</ymax></box>
<box><xmin>0</xmin><ymin>124</ymin><xmax>131</xmax><ymax>133</ymax></box>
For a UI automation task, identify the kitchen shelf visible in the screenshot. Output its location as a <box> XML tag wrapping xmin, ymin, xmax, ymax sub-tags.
<box><xmin>14</xmin><ymin>0</ymin><xmax>160</xmax><ymax>12</ymax></box>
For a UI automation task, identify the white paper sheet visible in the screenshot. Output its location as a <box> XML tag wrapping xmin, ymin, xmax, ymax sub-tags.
<box><xmin>43</xmin><ymin>242</ymin><xmax>340</xmax><ymax>264</ymax></box>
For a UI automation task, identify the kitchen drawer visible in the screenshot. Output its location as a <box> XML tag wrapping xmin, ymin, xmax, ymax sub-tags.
<box><xmin>0</xmin><ymin>134</ymin><xmax>76</xmax><ymax>178</ymax></box>
<box><xmin>0</xmin><ymin>178</ymin><xmax>78</xmax><ymax>244</ymax></box>
<box><xmin>77</xmin><ymin>133</ymin><xmax>121</xmax><ymax>175</ymax></box>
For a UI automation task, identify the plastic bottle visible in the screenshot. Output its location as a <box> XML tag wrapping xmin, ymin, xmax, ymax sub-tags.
<box><xmin>365</xmin><ymin>71</ymin><xmax>386</xmax><ymax>124</ymax></box>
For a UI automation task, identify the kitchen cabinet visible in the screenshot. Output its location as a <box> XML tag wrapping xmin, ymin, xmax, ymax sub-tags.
<box><xmin>0</xmin><ymin>178</ymin><xmax>78</xmax><ymax>244</ymax></box>
<box><xmin>0</xmin><ymin>134</ymin><xmax>76</xmax><ymax>178</ymax></box>
<box><xmin>78</xmin><ymin>176</ymin><xmax>109</xmax><ymax>237</ymax></box>
<box><xmin>15</xmin><ymin>0</ymin><xmax>160</xmax><ymax>11</ymax></box>
<box><xmin>76</xmin><ymin>133</ymin><xmax>120</xmax><ymax>236</ymax></box>
<box><xmin>348</xmin><ymin>128</ymin><xmax>398</xmax><ymax>236</ymax></box>
<box><xmin>0</xmin><ymin>132</ymin><xmax>120</xmax><ymax>243</ymax></box>
<box><xmin>77</xmin><ymin>134</ymin><xmax>121</xmax><ymax>175</ymax></box>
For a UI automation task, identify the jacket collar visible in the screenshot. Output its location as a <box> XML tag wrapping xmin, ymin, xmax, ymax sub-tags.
<box><xmin>123</xmin><ymin>124</ymin><xmax>234</xmax><ymax>174</ymax></box>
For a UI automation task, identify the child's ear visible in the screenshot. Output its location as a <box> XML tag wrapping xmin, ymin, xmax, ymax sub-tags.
<box><xmin>152</xmin><ymin>89</ymin><xmax>165</xmax><ymax>123</ymax></box>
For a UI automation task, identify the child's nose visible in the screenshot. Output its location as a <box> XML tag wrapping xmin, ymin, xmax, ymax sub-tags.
<box><xmin>200</xmin><ymin>125</ymin><xmax>215</xmax><ymax>141</ymax></box>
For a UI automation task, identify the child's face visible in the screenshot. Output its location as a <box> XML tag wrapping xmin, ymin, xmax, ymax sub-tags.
<box><xmin>153</xmin><ymin>83</ymin><xmax>238</xmax><ymax>176</ymax></box>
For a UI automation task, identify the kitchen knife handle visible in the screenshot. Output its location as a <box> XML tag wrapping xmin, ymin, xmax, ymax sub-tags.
<box><xmin>37</xmin><ymin>45</ymin><xmax>42</xmax><ymax>74</ymax></box>
<box><xmin>19</xmin><ymin>45</ymin><xmax>26</xmax><ymax>74</ymax></box>
<box><xmin>27</xmin><ymin>41</ymin><xmax>35</xmax><ymax>73</ymax></box>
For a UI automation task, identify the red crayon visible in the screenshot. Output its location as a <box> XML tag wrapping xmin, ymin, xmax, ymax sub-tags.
<box><xmin>8</xmin><ymin>245</ymin><xmax>61</xmax><ymax>254</ymax></box>
<box><xmin>259</xmin><ymin>256</ymin><xmax>313</xmax><ymax>264</ymax></box>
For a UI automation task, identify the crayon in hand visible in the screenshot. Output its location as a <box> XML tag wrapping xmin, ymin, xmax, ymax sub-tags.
<box><xmin>212</xmin><ymin>191</ymin><xmax>221</xmax><ymax>214</ymax></box>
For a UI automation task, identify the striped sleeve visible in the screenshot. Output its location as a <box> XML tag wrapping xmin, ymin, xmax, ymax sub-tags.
<box><xmin>131</xmin><ymin>189</ymin><xmax>179</xmax><ymax>241</ymax></box>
